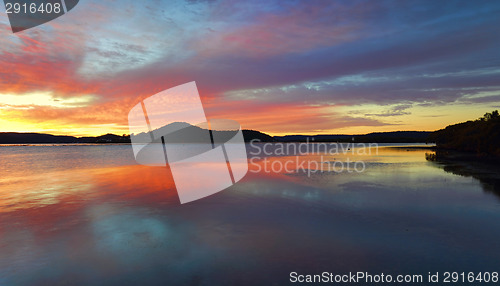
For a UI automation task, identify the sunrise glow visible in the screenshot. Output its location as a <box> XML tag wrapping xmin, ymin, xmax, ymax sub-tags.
<box><xmin>1</xmin><ymin>1</ymin><xmax>499</xmax><ymax>136</ymax></box>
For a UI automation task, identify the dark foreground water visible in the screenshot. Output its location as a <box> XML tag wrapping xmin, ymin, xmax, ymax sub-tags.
<box><xmin>0</xmin><ymin>144</ymin><xmax>499</xmax><ymax>285</ymax></box>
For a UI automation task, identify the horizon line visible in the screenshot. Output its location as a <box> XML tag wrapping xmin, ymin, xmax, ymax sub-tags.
<box><xmin>0</xmin><ymin>129</ymin><xmax>435</xmax><ymax>138</ymax></box>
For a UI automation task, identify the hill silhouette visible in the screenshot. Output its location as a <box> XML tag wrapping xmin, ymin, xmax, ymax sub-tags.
<box><xmin>0</xmin><ymin>122</ymin><xmax>274</xmax><ymax>144</ymax></box>
<box><xmin>0</xmin><ymin>129</ymin><xmax>429</xmax><ymax>144</ymax></box>
<box><xmin>130</xmin><ymin>122</ymin><xmax>274</xmax><ymax>144</ymax></box>
<box><xmin>275</xmin><ymin>131</ymin><xmax>430</xmax><ymax>143</ymax></box>
<box><xmin>0</xmin><ymin>133</ymin><xmax>130</xmax><ymax>144</ymax></box>
<box><xmin>1</xmin><ymin>122</ymin><xmax>435</xmax><ymax>144</ymax></box>
<box><xmin>429</xmin><ymin>110</ymin><xmax>500</xmax><ymax>156</ymax></box>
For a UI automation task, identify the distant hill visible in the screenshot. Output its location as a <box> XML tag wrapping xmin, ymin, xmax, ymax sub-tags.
<box><xmin>0</xmin><ymin>129</ymin><xmax>272</xmax><ymax>144</ymax></box>
<box><xmin>79</xmin><ymin>134</ymin><xmax>131</xmax><ymax>143</ymax></box>
<box><xmin>429</xmin><ymin>110</ymin><xmax>500</xmax><ymax>156</ymax></box>
<box><xmin>0</xmin><ymin>133</ymin><xmax>77</xmax><ymax>144</ymax></box>
<box><xmin>275</xmin><ymin>131</ymin><xmax>431</xmax><ymax>143</ymax></box>
<box><xmin>0</xmin><ymin>133</ymin><xmax>130</xmax><ymax>144</ymax></box>
<box><xmin>130</xmin><ymin>122</ymin><xmax>274</xmax><ymax>143</ymax></box>
<box><xmin>0</xmin><ymin>127</ymin><xmax>431</xmax><ymax>144</ymax></box>
<box><xmin>242</xmin><ymin>130</ymin><xmax>275</xmax><ymax>142</ymax></box>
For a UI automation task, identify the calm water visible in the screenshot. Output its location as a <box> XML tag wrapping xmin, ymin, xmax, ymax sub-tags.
<box><xmin>0</xmin><ymin>144</ymin><xmax>499</xmax><ymax>285</ymax></box>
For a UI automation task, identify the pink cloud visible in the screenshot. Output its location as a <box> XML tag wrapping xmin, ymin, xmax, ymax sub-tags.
<box><xmin>193</xmin><ymin>1</ymin><xmax>365</xmax><ymax>58</ymax></box>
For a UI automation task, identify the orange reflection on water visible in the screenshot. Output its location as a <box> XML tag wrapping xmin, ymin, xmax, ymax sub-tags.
<box><xmin>247</xmin><ymin>145</ymin><xmax>428</xmax><ymax>174</ymax></box>
<box><xmin>0</xmin><ymin>164</ymin><xmax>179</xmax><ymax>213</ymax></box>
<box><xmin>0</xmin><ymin>146</ymin><xmax>432</xmax><ymax>213</ymax></box>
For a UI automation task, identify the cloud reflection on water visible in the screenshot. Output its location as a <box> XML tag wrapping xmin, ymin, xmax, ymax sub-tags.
<box><xmin>0</xmin><ymin>146</ymin><xmax>500</xmax><ymax>285</ymax></box>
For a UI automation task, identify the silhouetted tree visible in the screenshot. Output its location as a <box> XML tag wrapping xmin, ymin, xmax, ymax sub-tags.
<box><xmin>483</xmin><ymin>110</ymin><xmax>499</xmax><ymax>121</ymax></box>
<box><xmin>429</xmin><ymin>110</ymin><xmax>500</xmax><ymax>156</ymax></box>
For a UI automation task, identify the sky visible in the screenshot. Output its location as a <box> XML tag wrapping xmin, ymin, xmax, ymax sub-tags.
<box><xmin>0</xmin><ymin>0</ymin><xmax>499</xmax><ymax>136</ymax></box>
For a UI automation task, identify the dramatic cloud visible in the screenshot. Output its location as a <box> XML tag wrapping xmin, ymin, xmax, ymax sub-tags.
<box><xmin>0</xmin><ymin>0</ymin><xmax>499</xmax><ymax>135</ymax></box>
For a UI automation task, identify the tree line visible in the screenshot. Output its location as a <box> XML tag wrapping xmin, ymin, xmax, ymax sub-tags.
<box><xmin>429</xmin><ymin>110</ymin><xmax>500</xmax><ymax>156</ymax></box>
